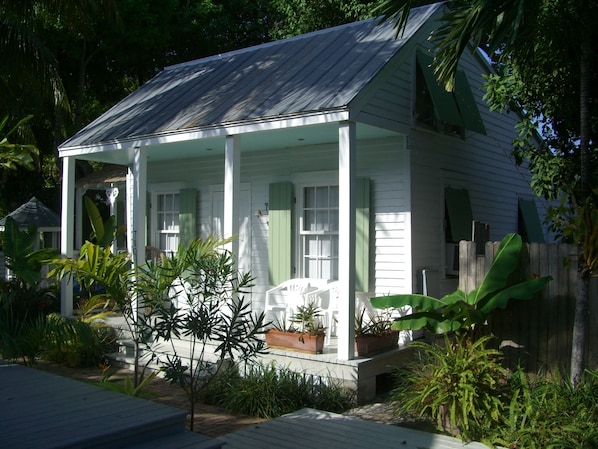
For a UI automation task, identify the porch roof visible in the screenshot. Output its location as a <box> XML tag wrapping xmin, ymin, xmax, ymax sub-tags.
<box><xmin>59</xmin><ymin>4</ymin><xmax>442</xmax><ymax>165</ymax></box>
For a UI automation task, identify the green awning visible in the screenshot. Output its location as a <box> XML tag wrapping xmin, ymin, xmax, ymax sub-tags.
<box><xmin>416</xmin><ymin>51</ymin><xmax>486</xmax><ymax>134</ymax></box>
<box><xmin>417</xmin><ymin>51</ymin><xmax>461</xmax><ymax>127</ymax></box>
<box><xmin>454</xmin><ymin>71</ymin><xmax>486</xmax><ymax>134</ymax></box>
<box><xmin>519</xmin><ymin>198</ymin><xmax>545</xmax><ymax>243</ymax></box>
<box><xmin>445</xmin><ymin>187</ymin><xmax>473</xmax><ymax>242</ymax></box>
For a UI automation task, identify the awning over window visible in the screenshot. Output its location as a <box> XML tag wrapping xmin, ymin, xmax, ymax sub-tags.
<box><xmin>445</xmin><ymin>187</ymin><xmax>473</xmax><ymax>242</ymax></box>
<box><xmin>416</xmin><ymin>51</ymin><xmax>486</xmax><ymax>134</ymax></box>
<box><xmin>518</xmin><ymin>198</ymin><xmax>545</xmax><ymax>243</ymax></box>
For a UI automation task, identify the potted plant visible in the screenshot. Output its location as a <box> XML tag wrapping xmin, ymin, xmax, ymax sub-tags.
<box><xmin>354</xmin><ymin>307</ymin><xmax>399</xmax><ymax>357</ymax></box>
<box><xmin>265</xmin><ymin>302</ymin><xmax>327</xmax><ymax>354</ymax></box>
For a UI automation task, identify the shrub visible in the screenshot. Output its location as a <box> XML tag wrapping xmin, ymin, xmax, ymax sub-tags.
<box><xmin>391</xmin><ymin>334</ymin><xmax>508</xmax><ymax>441</ymax></box>
<box><xmin>484</xmin><ymin>369</ymin><xmax>598</xmax><ymax>448</ymax></box>
<box><xmin>42</xmin><ymin>313</ymin><xmax>118</xmax><ymax>368</ymax></box>
<box><xmin>201</xmin><ymin>362</ymin><xmax>356</xmax><ymax>419</ymax></box>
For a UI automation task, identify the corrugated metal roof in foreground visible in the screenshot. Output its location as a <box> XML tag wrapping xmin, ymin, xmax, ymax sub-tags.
<box><xmin>61</xmin><ymin>3</ymin><xmax>442</xmax><ymax>150</ymax></box>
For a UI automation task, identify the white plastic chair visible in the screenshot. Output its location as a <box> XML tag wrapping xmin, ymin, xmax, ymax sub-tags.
<box><xmin>305</xmin><ymin>281</ymin><xmax>339</xmax><ymax>344</ymax></box>
<box><xmin>265</xmin><ymin>279</ymin><xmax>318</xmax><ymax>328</ymax></box>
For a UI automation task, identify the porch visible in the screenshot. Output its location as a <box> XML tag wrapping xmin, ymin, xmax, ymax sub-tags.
<box><xmin>106</xmin><ymin>316</ymin><xmax>416</xmax><ymax>404</ymax></box>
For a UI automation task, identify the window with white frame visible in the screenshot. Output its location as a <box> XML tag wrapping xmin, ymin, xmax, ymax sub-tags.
<box><xmin>300</xmin><ymin>185</ymin><xmax>339</xmax><ymax>280</ymax></box>
<box><xmin>156</xmin><ymin>192</ymin><xmax>180</xmax><ymax>254</ymax></box>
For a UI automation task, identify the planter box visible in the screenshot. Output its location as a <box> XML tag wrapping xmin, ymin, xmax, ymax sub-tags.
<box><xmin>265</xmin><ymin>329</ymin><xmax>325</xmax><ymax>354</ymax></box>
<box><xmin>355</xmin><ymin>331</ymin><xmax>399</xmax><ymax>357</ymax></box>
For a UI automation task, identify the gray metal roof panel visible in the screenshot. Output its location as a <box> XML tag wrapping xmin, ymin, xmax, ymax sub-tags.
<box><xmin>60</xmin><ymin>3</ymin><xmax>442</xmax><ymax>150</ymax></box>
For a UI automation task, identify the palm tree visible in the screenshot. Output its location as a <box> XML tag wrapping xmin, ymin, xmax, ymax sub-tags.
<box><xmin>0</xmin><ymin>0</ymin><xmax>119</xmax><ymax>136</ymax></box>
<box><xmin>377</xmin><ymin>0</ymin><xmax>595</xmax><ymax>384</ymax></box>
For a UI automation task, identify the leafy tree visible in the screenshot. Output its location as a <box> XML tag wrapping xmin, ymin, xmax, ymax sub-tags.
<box><xmin>378</xmin><ymin>0</ymin><xmax>597</xmax><ymax>384</ymax></box>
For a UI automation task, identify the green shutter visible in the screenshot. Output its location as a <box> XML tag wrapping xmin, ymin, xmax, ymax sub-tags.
<box><xmin>269</xmin><ymin>182</ymin><xmax>293</xmax><ymax>285</ymax></box>
<box><xmin>519</xmin><ymin>198</ymin><xmax>545</xmax><ymax>243</ymax></box>
<box><xmin>454</xmin><ymin>70</ymin><xmax>486</xmax><ymax>134</ymax></box>
<box><xmin>179</xmin><ymin>188</ymin><xmax>197</xmax><ymax>247</ymax></box>
<box><xmin>417</xmin><ymin>51</ymin><xmax>462</xmax><ymax>127</ymax></box>
<box><xmin>355</xmin><ymin>178</ymin><xmax>370</xmax><ymax>292</ymax></box>
<box><xmin>445</xmin><ymin>187</ymin><xmax>473</xmax><ymax>242</ymax></box>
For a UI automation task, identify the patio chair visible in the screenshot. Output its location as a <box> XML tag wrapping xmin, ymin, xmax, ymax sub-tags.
<box><xmin>305</xmin><ymin>281</ymin><xmax>339</xmax><ymax>345</ymax></box>
<box><xmin>264</xmin><ymin>278</ymin><xmax>328</xmax><ymax>328</ymax></box>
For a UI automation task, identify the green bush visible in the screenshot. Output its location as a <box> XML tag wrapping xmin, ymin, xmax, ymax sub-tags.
<box><xmin>483</xmin><ymin>369</ymin><xmax>598</xmax><ymax>448</ymax></box>
<box><xmin>42</xmin><ymin>313</ymin><xmax>118</xmax><ymax>368</ymax></box>
<box><xmin>391</xmin><ymin>335</ymin><xmax>508</xmax><ymax>441</ymax></box>
<box><xmin>200</xmin><ymin>362</ymin><xmax>356</xmax><ymax>419</ymax></box>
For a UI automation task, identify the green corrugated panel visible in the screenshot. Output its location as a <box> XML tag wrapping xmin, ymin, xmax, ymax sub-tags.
<box><xmin>417</xmin><ymin>51</ymin><xmax>462</xmax><ymax>127</ymax></box>
<box><xmin>454</xmin><ymin>71</ymin><xmax>486</xmax><ymax>134</ymax></box>
<box><xmin>519</xmin><ymin>198</ymin><xmax>545</xmax><ymax>243</ymax></box>
<box><xmin>445</xmin><ymin>187</ymin><xmax>473</xmax><ymax>242</ymax></box>
<box><xmin>356</xmin><ymin>178</ymin><xmax>370</xmax><ymax>292</ymax></box>
<box><xmin>179</xmin><ymin>188</ymin><xmax>197</xmax><ymax>247</ymax></box>
<box><xmin>269</xmin><ymin>182</ymin><xmax>293</xmax><ymax>285</ymax></box>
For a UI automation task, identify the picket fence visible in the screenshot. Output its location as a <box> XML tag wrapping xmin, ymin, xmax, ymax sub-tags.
<box><xmin>458</xmin><ymin>240</ymin><xmax>598</xmax><ymax>373</ymax></box>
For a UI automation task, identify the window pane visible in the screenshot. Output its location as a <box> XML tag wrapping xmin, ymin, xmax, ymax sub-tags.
<box><xmin>329</xmin><ymin>186</ymin><xmax>339</xmax><ymax>207</ymax></box>
<box><xmin>316</xmin><ymin>210</ymin><xmax>327</xmax><ymax>231</ymax></box>
<box><xmin>304</xmin><ymin>187</ymin><xmax>315</xmax><ymax>208</ymax></box>
<box><xmin>316</xmin><ymin>186</ymin><xmax>328</xmax><ymax>208</ymax></box>
<box><xmin>329</xmin><ymin>210</ymin><xmax>338</xmax><ymax>232</ymax></box>
<box><xmin>304</xmin><ymin>210</ymin><xmax>315</xmax><ymax>231</ymax></box>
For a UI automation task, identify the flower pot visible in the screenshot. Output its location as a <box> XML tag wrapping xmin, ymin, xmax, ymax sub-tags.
<box><xmin>265</xmin><ymin>329</ymin><xmax>325</xmax><ymax>354</ymax></box>
<box><xmin>354</xmin><ymin>331</ymin><xmax>399</xmax><ymax>357</ymax></box>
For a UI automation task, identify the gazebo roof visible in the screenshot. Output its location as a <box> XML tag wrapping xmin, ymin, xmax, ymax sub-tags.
<box><xmin>0</xmin><ymin>197</ymin><xmax>61</xmax><ymax>230</ymax></box>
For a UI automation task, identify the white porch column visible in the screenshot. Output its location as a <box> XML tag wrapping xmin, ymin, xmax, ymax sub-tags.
<box><xmin>106</xmin><ymin>184</ymin><xmax>119</xmax><ymax>254</ymax></box>
<box><xmin>75</xmin><ymin>187</ymin><xmax>85</xmax><ymax>250</ymax></box>
<box><xmin>337</xmin><ymin>121</ymin><xmax>356</xmax><ymax>360</ymax></box>
<box><xmin>128</xmin><ymin>147</ymin><xmax>147</xmax><ymax>267</ymax></box>
<box><xmin>224</xmin><ymin>135</ymin><xmax>240</xmax><ymax>261</ymax></box>
<box><xmin>60</xmin><ymin>156</ymin><xmax>75</xmax><ymax>316</ymax></box>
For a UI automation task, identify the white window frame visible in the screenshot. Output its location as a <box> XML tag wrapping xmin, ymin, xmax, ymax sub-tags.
<box><xmin>296</xmin><ymin>183</ymin><xmax>339</xmax><ymax>281</ymax></box>
<box><xmin>152</xmin><ymin>191</ymin><xmax>180</xmax><ymax>254</ymax></box>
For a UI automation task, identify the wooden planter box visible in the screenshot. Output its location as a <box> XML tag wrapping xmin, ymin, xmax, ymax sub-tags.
<box><xmin>355</xmin><ymin>331</ymin><xmax>399</xmax><ymax>357</ymax></box>
<box><xmin>265</xmin><ymin>329</ymin><xmax>325</xmax><ymax>354</ymax></box>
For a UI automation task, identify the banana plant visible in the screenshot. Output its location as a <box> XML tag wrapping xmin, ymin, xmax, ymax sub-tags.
<box><xmin>371</xmin><ymin>233</ymin><xmax>552</xmax><ymax>336</ymax></box>
<box><xmin>84</xmin><ymin>195</ymin><xmax>118</xmax><ymax>248</ymax></box>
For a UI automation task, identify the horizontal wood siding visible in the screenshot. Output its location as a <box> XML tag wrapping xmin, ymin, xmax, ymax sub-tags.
<box><xmin>405</xmin><ymin>49</ymin><xmax>544</xmax><ymax>295</ymax></box>
<box><xmin>459</xmin><ymin>241</ymin><xmax>598</xmax><ymax>373</ymax></box>
<box><xmin>147</xmin><ymin>136</ymin><xmax>410</xmax><ymax>311</ymax></box>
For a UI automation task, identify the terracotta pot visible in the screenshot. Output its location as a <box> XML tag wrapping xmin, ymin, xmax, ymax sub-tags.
<box><xmin>354</xmin><ymin>331</ymin><xmax>399</xmax><ymax>357</ymax></box>
<box><xmin>265</xmin><ymin>329</ymin><xmax>325</xmax><ymax>354</ymax></box>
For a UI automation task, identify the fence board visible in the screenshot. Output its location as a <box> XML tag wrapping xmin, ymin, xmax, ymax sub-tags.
<box><xmin>460</xmin><ymin>241</ymin><xmax>597</xmax><ymax>374</ymax></box>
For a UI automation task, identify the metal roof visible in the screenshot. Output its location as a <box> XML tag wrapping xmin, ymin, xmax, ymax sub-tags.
<box><xmin>60</xmin><ymin>3</ymin><xmax>442</xmax><ymax>152</ymax></box>
<box><xmin>0</xmin><ymin>197</ymin><xmax>60</xmax><ymax>230</ymax></box>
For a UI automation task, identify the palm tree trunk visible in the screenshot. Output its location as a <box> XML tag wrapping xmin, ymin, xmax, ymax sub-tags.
<box><xmin>570</xmin><ymin>20</ymin><xmax>591</xmax><ymax>386</ymax></box>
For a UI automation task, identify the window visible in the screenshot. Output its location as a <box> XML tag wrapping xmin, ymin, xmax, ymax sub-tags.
<box><xmin>300</xmin><ymin>185</ymin><xmax>339</xmax><ymax>280</ymax></box>
<box><xmin>156</xmin><ymin>192</ymin><xmax>179</xmax><ymax>254</ymax></box>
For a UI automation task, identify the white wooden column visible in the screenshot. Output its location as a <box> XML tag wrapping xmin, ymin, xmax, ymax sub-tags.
<box><xmin>128</xmin><ymin>147</ymin><xmax>147</xmax><ymax>267</ymax></box>
<box><xmin>75</xmin><ymin>187</ymin><xmax>85</xmax><ymax>250</ymax></box>
<box><xmin>60</xmin><ymin>156</ymin><xmax>75</xmax><ymax>316</ymax></box>
<box><xmin>337</xmin><ymin>121</ymin><xmax>356</xmax><ymax>360</ymax></box>
<box><xmin>106</xmin><ymin>184</ymin><xmax>119</xmax><ymax>254</ymax></box>
<box><xmin>224</xmin><ymin>135</ymin><xmax>240</xmax><ymax>260</ymax></box>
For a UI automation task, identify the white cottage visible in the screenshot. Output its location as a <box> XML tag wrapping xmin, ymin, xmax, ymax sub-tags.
<box><xmin>58</xmin><ymin>3</ymin><xmax>545</xmax><ymax>397</ymax></box>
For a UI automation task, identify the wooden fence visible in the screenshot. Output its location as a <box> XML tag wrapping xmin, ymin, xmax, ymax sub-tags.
<box><xmin>458</xmin><ymin>240</ymin><xmax>598</xmax><ymax>373</ymax></box>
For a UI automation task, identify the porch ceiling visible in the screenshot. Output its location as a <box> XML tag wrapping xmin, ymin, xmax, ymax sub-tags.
<box><xmin>66</xmin><ymin>122</ymin><xmax>400</xmax><ymax>166</ymax></box>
